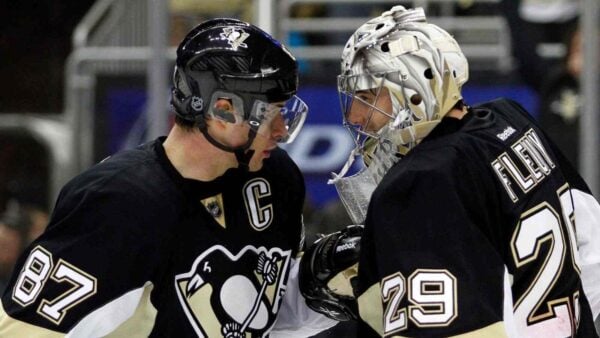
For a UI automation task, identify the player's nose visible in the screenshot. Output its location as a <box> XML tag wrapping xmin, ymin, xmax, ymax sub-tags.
<box><xmin>347</xmin><ymin>102</ymin><xmax>367</xmax><ymax>126</ymax></box>
<box><xmin>270</xmin><ymin>114</ymin><xmax>288</xmax><ymax>142</ymax></box>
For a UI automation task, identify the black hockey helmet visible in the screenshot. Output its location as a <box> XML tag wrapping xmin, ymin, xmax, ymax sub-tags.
<box><xmin>170</xmin><ymin>18</ymin><xmax>307</xmax><ymax>167</ymax></box>
<box><xmin>172</xmin><ymin>18</ymin><xmax>302</xmax><ymax>125</ymax></box>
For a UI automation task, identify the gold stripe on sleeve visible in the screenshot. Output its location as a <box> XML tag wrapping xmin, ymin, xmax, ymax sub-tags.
<box><xmin>0</xmin><ymin>301</ymin><xmax>64</xmax><ymax>337</ymax></box>
<box><xmin>358</xmin><ymin>282</ymin><xmax>384</xmax><ymax>336</ymax></box>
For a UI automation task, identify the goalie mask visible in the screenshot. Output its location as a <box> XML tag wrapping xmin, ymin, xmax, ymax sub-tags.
<box><xmin>330</xmin><ymin>6</ymin><xmax>469</xmax><ymax>224</ymax></box>
<box><xmin>171</xmin><ymin>18</ymin><xmax>308</xmax><ymax>168</ymax></box>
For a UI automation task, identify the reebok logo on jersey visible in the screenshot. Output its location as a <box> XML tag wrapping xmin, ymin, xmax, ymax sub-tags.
<box><xmin>336</xmin><ymin>242</ymin><xmax>356</xmax><ymax>253</ymax></box>
<box><xmin>496</xmin><ymin>126</ymin><xmax>516</xmax><ymax>141</ymax></box>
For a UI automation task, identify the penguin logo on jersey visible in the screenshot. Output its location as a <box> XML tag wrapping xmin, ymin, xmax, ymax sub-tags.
<box><xmin>174</xmin><ymin>245</ymin><xmax>292</xmax><ymax>337</ymax></box>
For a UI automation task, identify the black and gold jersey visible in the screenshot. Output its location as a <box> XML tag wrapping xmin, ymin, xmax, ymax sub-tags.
<box><xmin>357</xmin><ymin>99</ymin><xmax>600</xmax><ymax>337</ymax></box>
<box><xmin>0</xmin><ymin>137</ymin><xmax>327</xmax><ymax>337</ymax></box>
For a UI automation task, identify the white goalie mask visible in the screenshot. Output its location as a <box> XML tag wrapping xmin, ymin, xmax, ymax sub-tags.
<box><xmin>330</xmin><ymin>6</ymin><xmax>469</xmax><ymax>224</ymax></box>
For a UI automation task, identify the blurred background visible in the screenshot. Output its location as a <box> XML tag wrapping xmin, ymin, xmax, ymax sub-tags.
<box><xmin>0</xmin><ymin>0</ymin><xmax>598</xmax><ymax>334</ymax></box>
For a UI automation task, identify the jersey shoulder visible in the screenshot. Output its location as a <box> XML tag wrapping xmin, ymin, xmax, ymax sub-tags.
<box><xmin>475</xmin><ymin>98</ymin><xmax>590</xmax><ymax>192</ymax></box>
<box><xmin>66</xmin><ymin>140</ymin><xmax>178</xmax><ymax>201</ymax></box>
<box><xmin>51</xmin><ymin>140</ymin><xmax>182</xmax><ymax>232</ymax></box>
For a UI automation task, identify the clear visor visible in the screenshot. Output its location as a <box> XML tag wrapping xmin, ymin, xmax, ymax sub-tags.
<box><xmin>208</xmin><ymin>91</ymin><xmax>308</xmax><ymax>144</ymax></box>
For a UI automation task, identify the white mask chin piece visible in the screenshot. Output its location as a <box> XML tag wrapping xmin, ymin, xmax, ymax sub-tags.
<box><xmin>328</xmin><ymin>136</ymin><xmax>400</xmax><ymax>224</ymax></box>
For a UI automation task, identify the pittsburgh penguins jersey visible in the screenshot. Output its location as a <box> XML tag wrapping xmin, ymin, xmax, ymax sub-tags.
<box><xmin>0</xmin><ymin>137</ymin><xmax>336</xmax><ymax>337</ymax></box>
<box><xmin>357</xmin><ymin>98</ymin><xmax>600</xmax><ymax>337</ymax></box>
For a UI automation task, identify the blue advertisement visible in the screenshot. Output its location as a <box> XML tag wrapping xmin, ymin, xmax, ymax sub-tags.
<box><xmin>97</xmin><ymin>80</ymin><xmax>537</xmax><ymax>208</ymax></box>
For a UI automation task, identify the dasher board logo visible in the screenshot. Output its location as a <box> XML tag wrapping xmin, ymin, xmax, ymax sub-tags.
<box><xmin>174</xmin><ymin>245</ymin><xmax>292</xmax><ymax>337</ymax></box>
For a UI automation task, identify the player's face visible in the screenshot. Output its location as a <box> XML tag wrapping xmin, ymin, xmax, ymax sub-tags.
<box><xmin>214</xmin><ymin>98</ymin><xmax>289</xmax><ymax>171</ymax></box>
<box><xmin>248</xmin><ymin>109</ymin><xmax>287</xmax><ymax>171</ymax></box>
<box><xmin>346</xmin><ymin>87</ymin><xmax>393</xmax><ymax>135</ymax></box>
<box><xmin>219</xmin><ymin>101</ymin><xmax>287</xmax><ymax>170</ymax></box>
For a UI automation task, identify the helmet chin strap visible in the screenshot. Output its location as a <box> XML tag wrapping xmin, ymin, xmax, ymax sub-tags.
<box><xmin>234</xmin><ymin>146</ymin><xmax>256</xmax><ymax>171</ymax></box>
<box><xmin>197</xmin><ymin>118</ymin><xmax>257</xmax><ymax>171</ymax></box>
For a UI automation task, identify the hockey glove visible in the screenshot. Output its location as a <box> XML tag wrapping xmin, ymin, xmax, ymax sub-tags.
<box><xmin>299</xmin><ymin>224</ymin><xmax>363</xmax><ymax>321</ymax></box>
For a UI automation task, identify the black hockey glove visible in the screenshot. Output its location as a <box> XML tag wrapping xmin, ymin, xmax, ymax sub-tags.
<box><xmin>299</xmin><ymin>224</ymin><xmax>363</xmax><ymax>321</ymax></box>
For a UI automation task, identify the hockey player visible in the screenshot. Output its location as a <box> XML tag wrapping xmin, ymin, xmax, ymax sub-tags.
<box><xmin>317</xmin><ymin>5</ymin><xmax>600</xmax><ymax>337</ymax></box>
<box><xmin>0</xmin><ymin>18</ymin><xmax>341</xmax><ymax>337</ymax></box>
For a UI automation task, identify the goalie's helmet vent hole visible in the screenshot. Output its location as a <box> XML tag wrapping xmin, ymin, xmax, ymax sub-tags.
<box><xmin>410</xmin><ymin>94</ymin><xmax>423</xmax><ymax>105</ymax></box>
<box><xmin>424</xmin><ymin>68</ymin><xmax>433</xmax><ymax>79</ymax></box>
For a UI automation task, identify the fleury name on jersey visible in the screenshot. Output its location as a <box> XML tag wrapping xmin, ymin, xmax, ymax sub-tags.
<box><xmin>492</xmin><ymin>128</ymin><xmax>556</xmax><ymax>202</ymax></box>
